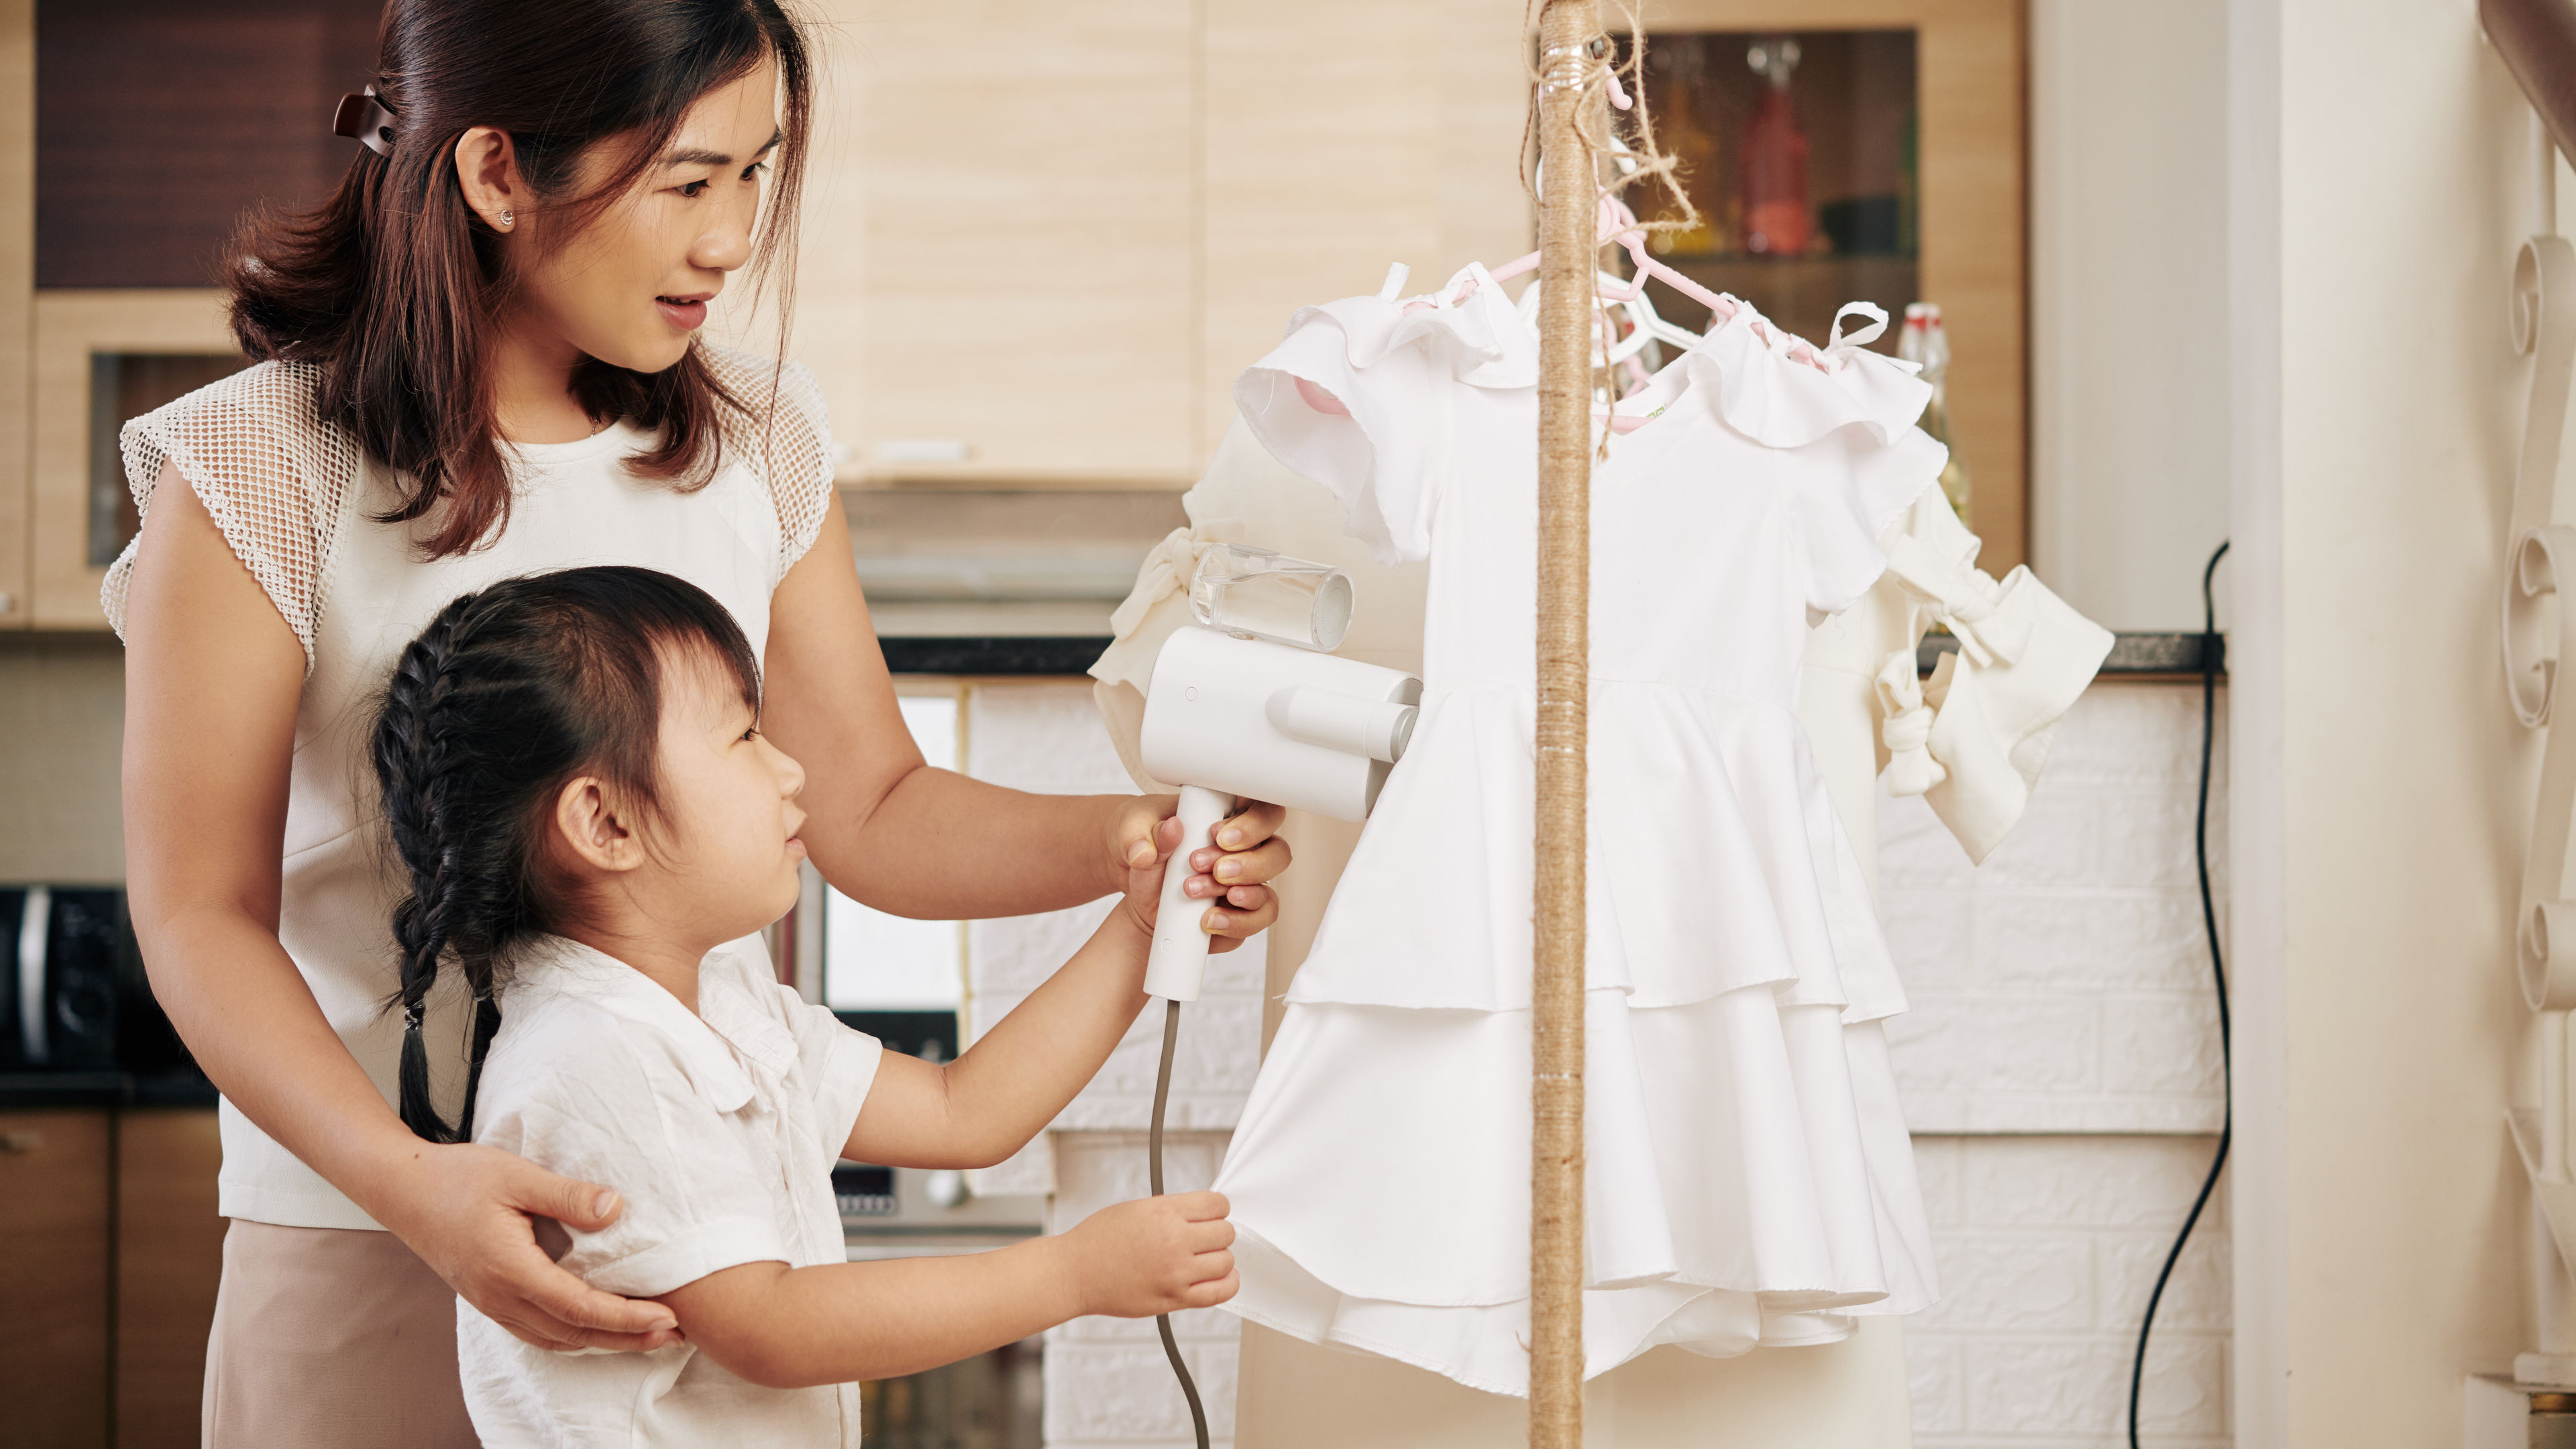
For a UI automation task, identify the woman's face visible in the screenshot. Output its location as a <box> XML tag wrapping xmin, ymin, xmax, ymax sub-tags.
<box><xmin>509</xmin><ymin>58</ymin><xmax>782</xmax><ymax>375</ymax></box>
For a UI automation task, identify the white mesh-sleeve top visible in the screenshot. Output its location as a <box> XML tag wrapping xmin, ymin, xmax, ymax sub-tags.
<box><xmin>101</xmin><ymin>345</ymin><xmax>839</xmax><ymax>1231</ymax></box>
<box><xmin>1209</xmin><ymin>268</ymin><xmax>1948</xmax><ymax>1394</ymax></box>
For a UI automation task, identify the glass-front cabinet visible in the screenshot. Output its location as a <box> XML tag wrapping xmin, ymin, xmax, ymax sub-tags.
<box><xmin>1621</xmin><ymin>0</ymin><xmax>2025</xmax><ymax>570</ymax></box>
<box><xmin>1621</xmin><ymin>29</ymin><xmax>1920</xmax><ymax>348</ymax></box>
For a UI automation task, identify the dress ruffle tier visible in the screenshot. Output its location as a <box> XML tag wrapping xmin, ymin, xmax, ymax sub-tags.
<box><xmin>1219</xmin><ymin>998</ymin><xmax>1934</xmax><ymax>1395</ymax></box>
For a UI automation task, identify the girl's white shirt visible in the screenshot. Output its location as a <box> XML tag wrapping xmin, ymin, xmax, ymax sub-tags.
<box><xmin>103</xmin><ymin>347</ymin><xmax>839</xmax><ymax>1230</ymax></box>
<box><xmin>458</xmin><ymin>934</ymin><xmax>881</xmax><ymax>1448</ymax></box>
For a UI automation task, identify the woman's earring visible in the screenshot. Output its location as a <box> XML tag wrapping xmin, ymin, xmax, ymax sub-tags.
<box><xmin>498</xmin><ymin>209</ymin><xmax>515</xmax><ymax>229</ymax></box>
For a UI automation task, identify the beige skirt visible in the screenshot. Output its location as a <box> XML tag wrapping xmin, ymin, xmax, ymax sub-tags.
<box><xmin>203</xmin><ymin>1220</ymin><xmax>480</xmax><ymax>1449</ymax></box>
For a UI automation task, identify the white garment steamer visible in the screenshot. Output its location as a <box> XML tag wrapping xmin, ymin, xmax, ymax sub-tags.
<box><xmin>1134</xmin><ymin>543</ymin><xmax>1421</xmax><ymax>1447</ymax></box>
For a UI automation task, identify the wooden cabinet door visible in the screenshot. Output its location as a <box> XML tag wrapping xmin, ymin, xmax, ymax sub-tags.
<box><xmin>1</xmin><ymin>0</ymin><xmax>32</xmax><ymax>631</ymax></box>
<box><xmin>27</xmin><ymin>292</ymin><xmax>236</xmax><ymax>629</ymax></box>
<box><xmin>0</xmin><ymin>1108</ymin><xmax>112</xmax><ymax>1448</ymax></box>
<box><xmin>114</xmin><ymin>1109</ymin><xmax>223</xmax><ymax>1449</ymax></box>
<box><xmin>806</xmin><ymin>0</ymin><xmax>1200</xmax><ymax>488</ymax></box>
<box><xmin>1197</xmin><ymin>0</ymin><xmax>1532</xmax><ymax>451</ymax></box>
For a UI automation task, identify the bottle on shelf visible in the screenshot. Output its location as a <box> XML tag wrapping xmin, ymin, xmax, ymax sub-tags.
<box><xmin>1741</xmin><ymin>36</ymin><xmax>1811</xmax><ymax>257</ymax></box>
<box><xmin>1899</xmin><ymin>302</ymin><xmax>1972</xmax><ymax>529</ymax></box>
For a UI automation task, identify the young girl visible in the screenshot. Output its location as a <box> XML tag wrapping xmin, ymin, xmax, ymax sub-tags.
<box><xmin>370</xmin><ymin>564</ymin><xmax>1232</xmax><ymax>1445</ymax></box>
<box><xmin>112</xmin><ymin>2</ymin><xmax>1292</xmax><ymax>1441</ymax></box>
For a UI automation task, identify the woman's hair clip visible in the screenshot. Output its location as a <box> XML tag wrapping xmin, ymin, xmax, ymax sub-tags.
<box><xmin>332</xmin><ymin>86</ymin><xmax>398</xmax><ymax>157</ymax></box>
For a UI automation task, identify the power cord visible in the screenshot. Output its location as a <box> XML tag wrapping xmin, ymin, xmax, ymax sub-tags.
<box><xmin>1150</xmin><ymin>998</ymin><xmax>1213</xmax><ymax>1449</ymax></box>
<box><xmin>2128</xmin><ymin>540</ymin><xmax>2231</xmax><ymax>1448</ymax></box>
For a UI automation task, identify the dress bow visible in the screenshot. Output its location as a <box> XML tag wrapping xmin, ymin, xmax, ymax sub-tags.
<box><xmin>1110</xmin><ymin>526</ymin><xmax>1218</xmax><ymax>641</ymax></box>
<box><xmin>1883</xmin><ymin>533</ymin><xmax>2035</xmax><ymax>669</ymax></box>
<box><xmin>1874</xmin><ymin>649</ymin><xmax>1948</xmax><ymax>797</ymax></box>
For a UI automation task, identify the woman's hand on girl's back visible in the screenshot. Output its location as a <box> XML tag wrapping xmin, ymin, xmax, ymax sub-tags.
<box><xmin>376</xmin><ymin>1142</ymin><xmax>686</xmax><ymax>1353</ymax></box>
<box><xmin>1109</xmin><ymin>797</ymin><xmax>1291</xmax><ymax>951</ymax></box>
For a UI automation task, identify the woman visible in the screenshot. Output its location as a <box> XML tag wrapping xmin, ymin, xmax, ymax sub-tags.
<box><xmin>113</xmin><ymin>3</ymin><xmax>1286</xmax><ymax>1443</ymax></box>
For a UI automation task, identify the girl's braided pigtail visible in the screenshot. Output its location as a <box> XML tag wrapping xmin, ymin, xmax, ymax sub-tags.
<box><xmin>376</xmin><ymin>593</ymin><xmax>482</xmax><ymax>1144</ymax></box>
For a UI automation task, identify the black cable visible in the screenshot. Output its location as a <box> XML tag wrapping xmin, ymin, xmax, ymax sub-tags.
<box><xmin>2129</xmin><ymin>540</ymin><xmax>2231</xmax><ymax>1448</ymax></box>
<box><xmin>1150</xmin><ymin>998</ymin><xmax>1212</xmax><ymax>1449</ymax></box>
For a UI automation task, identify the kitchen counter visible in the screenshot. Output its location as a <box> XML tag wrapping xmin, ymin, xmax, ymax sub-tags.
<box><xmin>0</xmin><ymin>1071</ymin><xmax>215</xmax><ymax>1109</ymax></box>
<box><xmin>881</xmin><ymin>632</ymin><xmax>2224</xmax><ymax>679</ymax></box>
<box><xmin>1920</xmin><ymin>629</ymin><xmax>2222</xmax><ymax>677</ymax></box>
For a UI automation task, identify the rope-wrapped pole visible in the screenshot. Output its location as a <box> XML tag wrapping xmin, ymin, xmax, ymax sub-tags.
<box><xmin>1530</xmin><ymin>2</ymin><xmax>1601</xmax><ymax>1444</ymax></box>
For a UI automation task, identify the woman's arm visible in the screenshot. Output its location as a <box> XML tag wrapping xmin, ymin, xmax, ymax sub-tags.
<box><xmin>120</xmin><ymin>470</ymin><xmax>678</xmax><ymax>1352</ymax></box>
<box><xmin>758</xmin><ymin>492</ymin><xmax>1287</xmax><ymax>938</ymax></box>
<box><xmin>661</xmin><ymin>1191</ymin><xmax>1235</xmax><ymax>1387</ymax></box>
<box><xmin>845</xmin><ymin>877</ymin><xmax>1155</xmax><ymax>1170</ymax></box>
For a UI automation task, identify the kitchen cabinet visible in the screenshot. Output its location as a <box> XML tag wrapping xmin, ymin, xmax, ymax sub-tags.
<box><xmin>0</xmin><ymin>0</ymin><xmax>2030</xmax><ymax>603</ymax></box>
<box><xmin>0</xmin><ymin>1108</ymin><xmax>113</xmax><ymax>1448</ymax></box>
<box><xmin>1</xmin><ymin>0</ymin><xmax>356</xmax><ymax>631</ymax></box>
<box><xmin>26</xmin><ymin>294</ymin><xmax>238</xmax><ymax>629</ymax></box>
<box><xmin>1627</xmin><ymin>0</ymin><xmax>2027</xmax><ymax>572</ymax></box>
<box><xmin>805</xmin><ymin>0</ymin><xmax>1201</xmax><ymax>489</ymax></box>
<box><xmin>800</xmin><ymin>0</ymin><xmax>1529</xmax><ymax>491</ymax></box>
<box><xmin>115</xmin><ymin>1108</ymin><xmax>224</xmax><ymax>1449</ymax></box>
<box><xmin>1196</xmin><ymin>0</ymin><xmax>1529</xmax><ymax>453</ymax></box>
<box><xmin>0</xmin><ymin>1104</ymin><xmax>222</xmax><ymax>1449</ymax></box>
<box><xmin>2</xmin><ymin>0</ymin><xmax>32</xmax><ymax>631</ymax></box>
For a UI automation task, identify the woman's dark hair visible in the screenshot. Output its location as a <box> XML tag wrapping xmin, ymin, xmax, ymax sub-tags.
<box><xmin>370</xmin><ymin>566</ymin><xmax>762</xmax><ymax>1143</ymax></box>
<box><xmin>232</xmin><ymin>0</ymin><xmax>813</xmax><ymax>559</ymax></box>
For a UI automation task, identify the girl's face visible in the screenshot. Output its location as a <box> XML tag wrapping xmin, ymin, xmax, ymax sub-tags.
<box><xmin>510</xmin><ymin>58</ymin><xmax>782</xmax><ymax>375</ymax></box>
<box><xmin>618</xmin><ymin>648</ymin><xmax>809</xmax><ymax>948</ymax></box>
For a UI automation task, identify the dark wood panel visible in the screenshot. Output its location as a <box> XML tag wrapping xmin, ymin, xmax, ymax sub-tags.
<box><xmin>0</xmin><ymin>1108</ymin><xmax>113</xmax><ymax>1448</ymax></box>
<box><xmin>115</xmin><ymin>1109</ymin><xmax>223</xmax><ymax>1449</ymax></box>
<box><xmin>37</xmin><ymin>0</ymin><xmax>383</xmax><ymax>288</ymax></box>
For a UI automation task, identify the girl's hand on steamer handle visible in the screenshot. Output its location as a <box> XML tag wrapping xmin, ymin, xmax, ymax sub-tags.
<box><xmin>1109</xmin><ymin>797</ymin><xmax>1289</xmax><ymax>949</ymax></box>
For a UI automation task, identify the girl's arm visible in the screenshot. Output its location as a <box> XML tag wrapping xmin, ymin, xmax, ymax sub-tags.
<box><xmin>659</xmin><ymin>1189</ymin><xmax>1235</xmax><ymax>1387</ymax></box>
<box><xmin>120</xmin><ymin>472</ymin><xmax>680</xmax><ymax>1354</ymax></box>
<box><xmin>843</xmin><ymin>875</ymin><xmax>1158</xmax><ymax>1170</ymax></box>
<box><xmin>758</xmin><ymin>492</ymin><xmax>1289</xmax><ymax>936</ymax></box>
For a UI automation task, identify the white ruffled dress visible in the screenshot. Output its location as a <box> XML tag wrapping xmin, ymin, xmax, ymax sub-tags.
<box><xmin>1210</xmin><ymin>266</ymin><xmax>1949</xmax><ymax>1396</ymax></box>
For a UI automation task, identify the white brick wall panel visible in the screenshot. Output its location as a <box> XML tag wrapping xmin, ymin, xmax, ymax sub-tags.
<box><xmin>1880</xmin><ymin>885</ymin><xmax>1979</xmax><ymax>993</ymax></box>
<box><xmin>2098</xmin><ymin>1228</ymin><xmax>2232</xmax><ymax>1334</ymax></box>
<box><xmin>1046</xmin><ymin>1131</ymin><xmax>1228</xmax><ymax>1221</ymax></box>
<box><xmin>1912</xmin><ymin>1136</ymin><xmax>1967</xmax><ymax>1226</ymax></box>
<box><xmin>1880</xmin><ymin>792</ymin><xmax>1984</xmax><ymax>889</ymax></box>
<box><xmin>1051</xmin><ymin>1304</ymin><xmax>1242</xmax><ymax>1344</ymax></box>
<box><xmin>970</xmin><ymin>908</ymin><xmax>1112</xmax><ymax>1000</ymax></box>
<box><xmin>2131</xmin><ymin>1331</ymin><xmax>2229</xmax><ymax>1437</ymax></box>
<box><xmin>1958</xmin><ymin>1137</ymin><xmax>2229</xmax><ymax>1230</ymax></box>
<box><xmin>1960</xmin><ymin>1336</ymin><xmax>2137</xmax><ymax>1434</ymax></box>
<box><xmin>1907</xmin><ymin>1333</ymin><xmax>1970</xmax><ymax>1434</ymax></box>
<box><xmin>969</xmin><ymin>1140</ymin><xmax>1054</xmax><ymax>1198</ymax></box>
<box><xmin>1976</xmin><ymin>890</ymin><xmax>2216</xmax><ymax>996</ymax></box>
<box><xmin>1042</xmin><ymin>1339</ymin><xmax>1240</xmax><ymax>1445</ymax></box>
<box><xmin>2039</xmin><ymin>687</ymin><xmax>2227</xmax><ymax>790</ymax></box>
<box><xmin>974</xmin><ymin>944</ymin><xmax>1263</xmax><ymax>1135</ymax></box>
<box><xmin>1885</xmin><ymin>996</ymin><xmax>2101</xmax><ymax>1095</ymax></box>
<box><xmin>2098</xmin><ymin>995</ymin><xmax>2226</xmax><ymax>1099</ymax></box>
<box><xmin>1913</xmin><ymin>1232</ymin><xmax>2097</xmax><ymax>1333</ymax></box>
<box><xmin>2086</xmin><ymin>792</ymin><xmax>2214</xmax><ymax>892</ymax></box>
<box><xmin>967</xmin><ymin>684</ymin><xmax>1142</xmax><ymax>795</ymax></box>
<box><xmin>1964</xmin><ymin>792</ymin><xmax>2112</xmax><ymax>890</ymax></box>
<box><xmin>1904</xmin><ymin>1092</ymin><xmax>2225</xmax><ymax>1136</ymax></box>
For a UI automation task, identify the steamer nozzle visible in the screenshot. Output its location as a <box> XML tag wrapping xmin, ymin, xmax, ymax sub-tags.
<box><xmin>1136</xmin><ymin>545</ymin><xmax>1421</xmax><ymax>1001</ymax></box>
